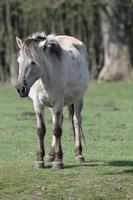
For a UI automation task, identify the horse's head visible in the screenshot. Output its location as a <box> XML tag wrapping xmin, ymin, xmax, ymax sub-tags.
<box><xmin>15</xmin><ymin>37</ymin><xmax>41</xmax><ymax>97</ymax></box>
<box><xmin>15</xmin><ymin>33</ymin><xmax>62</xmax><ymax>97</ymax></box>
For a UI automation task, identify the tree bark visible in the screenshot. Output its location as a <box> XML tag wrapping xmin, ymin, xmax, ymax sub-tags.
<box><xmin>10</xmin><ymin>53</ymin><xmax>18</xmax><ymax>86</ymax></box>
<box><xmin>5</xmin><ymin>0</ymin><xmax>18</xmax><ymax>84</ymax></box>
<box><xmin>98</xmin><ymin>3</ymin><xmax>133</xmax><ymax>82</ymax></box>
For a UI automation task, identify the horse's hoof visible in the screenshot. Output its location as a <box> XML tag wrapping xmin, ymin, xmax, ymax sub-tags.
<box><xmin>52</xmin><ymin>161</ymin><xmax>63</xmax><ymax>169</ymax></box>
<box><xmin>75</xmin><ymin>155</ymin><xmax>85</xmax><ymax>163</ymax></box>
<box><xmin>33</xmin><ymin>161</ymin><xmax>44</xmax><ymax>169</ymax></box>
<box><xmin>47</xmin><ymin>155</ymin><xmax>54</xmax><ymax>162</ymax></box>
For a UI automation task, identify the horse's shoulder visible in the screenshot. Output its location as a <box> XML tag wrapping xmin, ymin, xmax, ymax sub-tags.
<box><xmin>29</xmin><ymin>80</ymin><xmax>43</xmax><ymax>99</ymax></box>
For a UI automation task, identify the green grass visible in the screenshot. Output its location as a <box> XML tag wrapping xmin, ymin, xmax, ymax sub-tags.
<box><xmin>0</xmin><ymin>82</ymin><xmax>133</xmax><ymax>200</ymax></box>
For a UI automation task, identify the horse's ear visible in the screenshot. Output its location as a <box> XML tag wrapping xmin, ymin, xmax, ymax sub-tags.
<box><xmin>44</xmin><ymin>39</ymin><xmax>62</xmax><ymax>60</ymax></box>
<box><xmin>16</xmin><ymin>37</ymin><xmax>23</xmax><ymax>49</ymax></box>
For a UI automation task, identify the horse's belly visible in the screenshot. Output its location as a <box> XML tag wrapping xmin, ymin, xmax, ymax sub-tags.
<box><xmin>64</xmin><ymin>91</ymin><xmax>80</xmax><ymax>105</ymax></box>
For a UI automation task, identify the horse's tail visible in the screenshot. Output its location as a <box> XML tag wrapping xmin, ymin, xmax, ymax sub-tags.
<box><xmin>68</xmin><ymin>104</ymin><xmax>75</xmax><ymax>137</ymax></box>
<box><xmin>68</xmin><ymin>104</ymin><xmax>86</xmax><ymax>148</ymax></box>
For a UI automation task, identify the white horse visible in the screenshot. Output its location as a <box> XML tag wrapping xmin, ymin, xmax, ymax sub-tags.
<box><xmin>15</xmin><ymin>32</ymin><xmax>89</xmax><ymax>169</ymax></box>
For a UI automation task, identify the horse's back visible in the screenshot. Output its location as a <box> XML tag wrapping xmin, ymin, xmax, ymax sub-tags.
<box><xmin>55</xmin><ymin>36</ymin><xmax>89</xmax><ymax>100</ymax></box>
<box><xmin>55</xmin><ymin>35</ymin><xmax>87</xmax><ymax>57</ymax></box>
<box><xmin>55</xmin><ymin>35</ymin><xmax>84</xmax><ymax>47</ymax></box>
<box><xmin>56</xmin><ymin>35</ymin><xmax>88</xmax><ymax>65</ymax></box>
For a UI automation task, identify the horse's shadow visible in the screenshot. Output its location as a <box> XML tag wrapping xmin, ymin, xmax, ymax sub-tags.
<box><xmin>62</xmin><ymin>160</ymin><xmax>133</xmax><ymax>174</ymax></box>
<box><xmin>64</xmin><ymin>161</ymin><xmax>100</xmax><ymax>169</ymax></box>
<box><xmin>108</xmin><ymin>160</ymin><xmax>133</xmax><ymax>167</ymax></box>
<box><xmin>105</xmin><ymin>160</ymin><xmax>133</xmax><ymax>174</ymax></box>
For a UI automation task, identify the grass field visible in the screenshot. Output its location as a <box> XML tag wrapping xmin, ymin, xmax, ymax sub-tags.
<box><xmin>0</xmin><ymin>82</ymin><xmax>133</xmax><ymax>200</ymax></box>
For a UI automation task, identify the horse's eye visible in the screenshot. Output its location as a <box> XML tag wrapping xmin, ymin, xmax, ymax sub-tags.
<box><xmin>31</xmin><ymin>61</ymin><xmax>36</xmax><ymax>65</ymax></box>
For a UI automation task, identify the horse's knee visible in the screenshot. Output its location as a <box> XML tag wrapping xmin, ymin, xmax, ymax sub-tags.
<box><xmin>53</xmin><ymin>125</ymin><xmax>63</xmax><ymax>159</ymax></box>
<box><xmin>36</xmin><ymin>112</ymin><xmax>46</xmax><ymax>136</ymax></box>
<box><xmin>37</xmin><ymin>124</ymin><xmax>46</xmax><ymax>137</ymax></box>
<box><xmin>53</xmin><ymin>126</ymin><xmax>62</xmax><ymax>138</ymax></box>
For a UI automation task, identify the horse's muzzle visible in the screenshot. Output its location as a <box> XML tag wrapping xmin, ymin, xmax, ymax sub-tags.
<box><xmin>15</xmin><ymin>84</ymin><xmax>29</xmax><ymax>97</ymax></box>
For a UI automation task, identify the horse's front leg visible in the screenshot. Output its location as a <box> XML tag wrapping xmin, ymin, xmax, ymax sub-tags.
<box><xmin>33</xmin><ymin>102</ymin><xmax>46</xmax><ymax>168</ymax></box>
<box><xmin>49</xmin><ymin>108</ymin><xmax>63</xmax><ymax>169</ymax></box>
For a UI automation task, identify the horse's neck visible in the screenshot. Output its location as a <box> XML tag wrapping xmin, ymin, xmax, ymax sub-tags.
<box><xmin>40</xmin><ymin>57</ymin><xmax>55</xmax><ymax>87</ymax></box>
<box><xmin>40</xmin><ymin>52</ymin><xmax>63</xmax><ymax>88</ymax></box>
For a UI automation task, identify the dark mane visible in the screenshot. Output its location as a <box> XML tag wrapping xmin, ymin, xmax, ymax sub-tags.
<box><xmin>43</xmin><ymin>34</ymin><xmax>62</xmax><ymax>60</ymax></box>
<box><xmin>26</xmin><ymin>32</ymin><xmax>47</xmax><ymax>41</ymax></box>
<box><xmin>22</xmin><ymin>32</ymin><xmax>47</xmax><ymax>61</ymax></box>
<box><xmin>22</xmin><ymin>32</ymin><xmax>62</xmax><ymax>61</ymax></box>
<box><xmin>23</xmin><ymin>32</ymin><xmax>47</xmax><ymax>48</ymax></box>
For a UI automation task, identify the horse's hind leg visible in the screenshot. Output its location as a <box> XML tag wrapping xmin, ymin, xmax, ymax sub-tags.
<box><xmin>33</xmin><ymin>101</ymin><xmax>46</xmax><ymax>168</ymax></box>
<box><xmin>73</xmin><ymin>98</ymin><xmax>85</xmax><ymax>162</ymax></box>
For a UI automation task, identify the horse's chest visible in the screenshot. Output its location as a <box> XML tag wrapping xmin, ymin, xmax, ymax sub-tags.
<box><xmin>38</xmin><ymin>90</ymin><xmax>55</xmax><ymax>107</ymax></box>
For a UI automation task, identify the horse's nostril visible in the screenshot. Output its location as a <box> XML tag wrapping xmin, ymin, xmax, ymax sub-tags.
<box><xmin>17</xmin><ymin>88</ymin><xmax>20</xmax><ymax>93</ymax></box>
<box><xmin>21</xmin><ymin>86</ymin><xmax>26</xmax><ymax>94</ymax></box>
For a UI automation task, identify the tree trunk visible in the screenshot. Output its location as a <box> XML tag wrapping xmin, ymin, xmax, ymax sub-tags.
<box><xmin>10</xmin><ymin>53</ymin><xmax>18</xmax><ymax>86</ymax></box>
<box><xmin>98</xmin><ymin>3</ymin><xmax>133</xmax><ymax>82</ymax></box>
<box><xmin>5</xmin><ymin>0</ymin><xmax>17</xmax><ymax>84</ymax></box>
